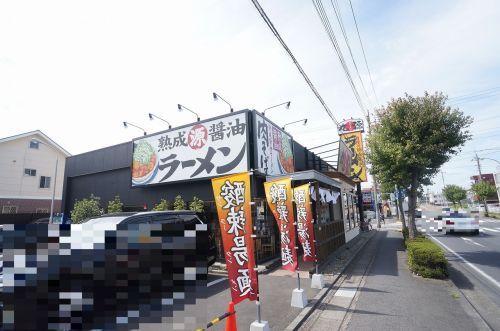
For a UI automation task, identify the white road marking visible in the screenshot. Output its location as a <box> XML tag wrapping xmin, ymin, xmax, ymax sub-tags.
<box><xmin>482</xmin><ymin>228</ymin><xmax>500</xmax><ymax>233</ymax></box>
<box><xmin>430</xmin><ymin>235</ymin><xmax>500</xmax><ymax>291</ymax></box>
<box><xmin>335</xmin><ymin>288</ymin><xmax>357</xmax><ymax>298</ymax></box>
<box><xmin>496</xmin><ymin>228</ymin><xmax>500</xmax><ymax>230</ymax></box>
<box><xmin>207</xmin><ymin>277</ymin><xmax>227</xmax><ymax>287</ymax></box>
<box><xmin>460</xmin><ymin>237</ymin><xmax>486</xmax><ymax>248</ymax></box>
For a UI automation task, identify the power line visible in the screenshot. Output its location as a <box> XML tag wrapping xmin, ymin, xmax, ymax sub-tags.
<box><xmin>348</xmin><ymin>0</ymin><xmax>379</xmax><ymax>106</ymax></box>
<box><xmin>249</xmin><ymin>0</ymin><xmax>339</xmax><ymax>126</ymax></box>
<box><xmin>448</xmin><ymin>86</ymin><xmax>500</xmax><ymax>101</ymax></box>
<box><xmin>330</xmin><ymin>0</ymin><xmax>373</xmax><ymax>109</ymax></box>
<box><xmin>312</xmin><ymin>0</ymin><xmax>368</xmax><ymax>118</ymax></box>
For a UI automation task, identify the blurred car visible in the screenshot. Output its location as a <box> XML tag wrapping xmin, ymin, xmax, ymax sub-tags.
<box><xmin>80</xmin><ymin>211</ymin><xmax>217</xmax><ymax>266</ymax></box>
<box><xmin>32</xmin><ymin>214</ymin><xmax>70</xmax><ymax>224</ymax></box>
<box><xmin>443</xmin><ymin>212</ymin><xmax>480</xmax><ymax>235</ymax></box>
<box><xmin>441</xmin><ymin>207</ymin><xmax>451</xmax><ymax>215</ymax></box>
<box><xmin>415</xmin><ymin>208</ymin><xmax>422</xmax><ymax>218</ymax></box>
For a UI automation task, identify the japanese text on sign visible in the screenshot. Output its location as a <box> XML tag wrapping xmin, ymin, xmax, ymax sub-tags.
<box><xmin>294</xmin><ymin>184</ymin><xmax>316</xmax><ymax>262</ymax></box>
<box><xmin>132</xmin><ymin>112</ymin><xmax>249</xmax><ymax>185</ymax></box>
<box><xmin>212</xmin><ymin>173</ymin><xmax>258</xmax><ymax>304</ymax></box>
<box><xmin>264</xmin><ymin>178</ymin><xmax>297</xmax><ymax>271</ymax></box>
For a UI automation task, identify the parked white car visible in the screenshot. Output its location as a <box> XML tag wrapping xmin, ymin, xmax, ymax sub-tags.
<box><xmin>443</xmin><ymin>213</ymin><xmax>480</xmax><ymax>235</ymax></box>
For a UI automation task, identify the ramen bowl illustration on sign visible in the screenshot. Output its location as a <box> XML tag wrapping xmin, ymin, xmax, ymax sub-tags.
<box><xmin>132</xmin><ymin>140</ymin><xmax>158</xmax><ymax>185</ymax></box>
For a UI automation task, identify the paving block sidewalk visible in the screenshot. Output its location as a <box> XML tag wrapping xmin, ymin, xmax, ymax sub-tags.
<box><xmin>298</xmin><ymin>227</ymin><xmax>489</xmax><ymax>331</ymax></box>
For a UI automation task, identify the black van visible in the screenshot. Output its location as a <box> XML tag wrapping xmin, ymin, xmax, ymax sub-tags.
<box><xmin>82</xmin><ymin>210</ymin><xmax>217</xmax><ymax>266</ymax></box>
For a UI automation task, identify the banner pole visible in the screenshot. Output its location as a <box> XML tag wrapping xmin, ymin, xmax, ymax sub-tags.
<box><xmin>297</xmin><ymin>272</ymin><xmax>301</xmax><ymax>290</ymax></box>
<box><xmin>250</xmin><ymin>169</ymin><xmax>262</xmax><ymax>324</ymax></box>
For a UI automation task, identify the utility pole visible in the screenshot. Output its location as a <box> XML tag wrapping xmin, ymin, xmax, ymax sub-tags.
<box><xmin>366</xmin><ymin>112</ymin><xmax>381</xmax><ymax>228</ymax></box>
<box><xmin>441</xmin><ymin>171</ymin><xmax>447</xmax><ymax>207</ymax></box>
<box><xmin>473</xmin><ymin>152</ymin><xmax>489</xmax><ymax>216</ymax></box>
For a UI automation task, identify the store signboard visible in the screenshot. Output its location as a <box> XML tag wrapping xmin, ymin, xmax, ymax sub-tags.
<box><xmin>337</xmin><ymin>118</ymin><xmax>364</xmax><ymax>134</ymax></box>
<box><xmin>264</xmin><ymin>178</ymin><xmax>298</xmax><ymax>272</ymax></box>
<box><xmin>293</xmin><ymin>183</ymin><xmax>316</xmax><ymax>262</ymax></box>
<box><xmin>337</xmin><ymin>139</ymin><xmax>353</xmax><ymax>177</ymax></box>
<box><xmin>212</xmin><ymin>172</ymin><xmax>258</xmax><ymax>305</ymax></box>
<box><xmin>340</xmin><ymin>131</ymin><xmax>367</xmax><ymax>182</ymax></box>
<box><xmin>131</xmin><ymin>111</ymin><xmax>249</xmax><ymax>186</ymax></box>
<box><xmin>254</xmin><ymin>112</ymin><xmax>295</xmax><ymax>176</ymax></box>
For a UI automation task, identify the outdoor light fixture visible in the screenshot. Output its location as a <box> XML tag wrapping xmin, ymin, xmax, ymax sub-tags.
<box><xmin>123</xmin><ymin>121</ymin><xmax>147</xmax><ymax>136</ymax></box>
<box><xmin>213</xmin><ymin>92</ymin><xmax>234</xmax><ymax>113</ymax></box>
<box><xmin>177</xmin><ymin>104</ymin><xmax>200</xmax><ymax>121</ymax></box>
<box><xmin>148</xmin><ymin>113</ymin><xmax>172</xmax><ymax>129</ymax></box>
<box><xmin>282</xmin><ymin>118</ymin><xmax>307</xmax><ymax>131</ymax></box>
<box><xmin>262</xmin><ymin>101</ymin><xmax>291</xmax><ymax>116</ymax></box>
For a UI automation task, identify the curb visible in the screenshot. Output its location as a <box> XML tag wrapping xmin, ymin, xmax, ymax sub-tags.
<box><xmin>284</xmin><ymin>230</ymin><xmax>377</xmax><ymax>331</ymax></box>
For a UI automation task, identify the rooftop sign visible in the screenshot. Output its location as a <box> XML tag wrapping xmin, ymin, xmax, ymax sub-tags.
<box><xmin>131</xmin><ymin>111</ymin><xmax>249</xmax><ymax>186</ymax></box>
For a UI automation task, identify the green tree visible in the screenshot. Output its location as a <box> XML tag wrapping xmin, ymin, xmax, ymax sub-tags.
<box><xmin>173</xmin><ymin>195</ymin><xmax>186</xmax><ymax>210</ymax></box>
<box><xmin>471</xmin><ymin>181</ymin><xmax>496</xmax><ymax>216</ymax></box>
<box><xmin>71</xmin><ymin>194</ymin><xmax>103</xmax><ymax>223</ymax></box>
<box><xmin>153</xmin><ymin>198</ymin><xmax>172</xmax><ymax>211</ymax></box>
<box><xmin>107</xmin><ymin>195</ymin><xmax>123</xmax><ymax>213</ymax></box>
<box><xmin>189</xmin><ymin>196</ymin><xmax>205</xmax><ymax>213</ymax></box>
<box><xmin>442</xmin><ymin>185</ymin><xmax>466</xmax><ymax>209</ymax></box>
<box><xmin>366</xmin><ymin>92</ymin><xmax>472</xmax><ymax>239</ymax></box>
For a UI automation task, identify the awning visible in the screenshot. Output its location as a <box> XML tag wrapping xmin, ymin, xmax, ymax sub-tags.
<box><xmin>265</xmin><ymin>169</ymin><xmax>342</xmax><ymax>189</ymax></box>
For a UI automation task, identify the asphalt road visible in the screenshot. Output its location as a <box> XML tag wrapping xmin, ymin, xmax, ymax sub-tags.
<box><xmin>417</xmin><ymin>206</ymin><xmax>500</xmax><ymax>329</ymax></box>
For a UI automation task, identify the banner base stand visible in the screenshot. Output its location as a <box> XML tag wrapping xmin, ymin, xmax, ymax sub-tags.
<box><xmin>291</xmin><ymin>288</ymin><xmax>308</xmax><ymax>308</ymax></box>
<box><xmin>250</xmin><ymin>320</ymin><xmax>270</xmax><ymax>331</ymax></box>
<box><xmin>311</xmin><ymin>273</ymin><xmax>324</xmax><ymax>289</ymax></box>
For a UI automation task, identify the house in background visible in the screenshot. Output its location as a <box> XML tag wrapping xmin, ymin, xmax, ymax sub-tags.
<box><xmin>0</xmin><ymin>130</ymin><xmax>70</xmax><ymax>215</ymax></box>
<box><xmin>470</xmin><ymin>173</ymin><xmax>499</xmax><ymax>204</ymax></box>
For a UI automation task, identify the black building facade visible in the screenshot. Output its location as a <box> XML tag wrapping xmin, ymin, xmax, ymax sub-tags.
<box><xmin>62</xmin><ymin>110</ymin><xmax>357</xmax><ymax>264</ymax></box>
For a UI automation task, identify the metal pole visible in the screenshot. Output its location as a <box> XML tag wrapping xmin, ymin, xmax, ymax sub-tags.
<box><xmin>474</xmin><ymin>153</ymin><xmax>489</xmax><ymax>216</ymax></box>
<box><xmin>297</xmin><ymin>272</ymin><xmax>301</xmax><ymax>290</ymax></box>
<box><xmin>256</xmin><ymin>300</ymin><xmax>261</xmax><ymax>323</ymax></box>
<box><xmin>49</xmin><ymin>158</ymin><xmax>58</xmax><ymax>222</ymax></box>
<box><xmin>366</xmin><ymin>113</ymin><xmax>380</xmax><ymax>229</ymax></box>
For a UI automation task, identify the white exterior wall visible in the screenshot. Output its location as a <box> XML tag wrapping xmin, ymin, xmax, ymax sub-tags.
<box><xmin>0</xmin><ymin>134</ymin><xmax>66</xmax><ymax>200</ymax></box>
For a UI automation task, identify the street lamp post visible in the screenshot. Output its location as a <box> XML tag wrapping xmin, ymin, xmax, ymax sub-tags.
<box><xmin>262</xmin><ymin>101</ymin><xmax>291</xmax><ymax>116</ymax></box>
<box><xmin>212</xmin><ymin>92</ymin><xmax>234</xmax><ymax>113</ymax></box>
<box><xmin>177</xmin><ymin>104</ymin><xmax>200</xmax><ymax>121</ymax></box>
<box><xmin>282</xmin><ymin>118</ymin><xmax>307</xmax><ymax>131</ymax></box>
<box><xmin>148</xmin><ymin>113</ymin><xmax>172</xmax><ymax>129</ymax></box>
<box><xmin>123</xmin><ymin>122</ymin><xmax>147</xmax><ymax>136</ymax></box>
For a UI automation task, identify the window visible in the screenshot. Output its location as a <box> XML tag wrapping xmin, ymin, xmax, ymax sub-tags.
<box><xmin>2</xmin><ymin>206</ymin><xmax>18</xmax><ymax>214</ymax></box>
<box><xmin>40</xmin><ymin>176</ymin><xmax>51</xmax><ymax>188</ymax></box>
<box><xmin>24</xmin><ymin>168</ymin><xmax>36</xmax><ymax>176</ymax></box>
<box><xmin>29</xmin><ymin>140</ymin><xmax>39</xmax><ymax>149</ymax></box>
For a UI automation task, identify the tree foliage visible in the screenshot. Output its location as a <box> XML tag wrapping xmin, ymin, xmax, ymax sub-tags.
<box><xmin>173</xmin><ymin>195</ymin><xmax>186</xmax><ymax>210</ymax></box>
<box><xmin>189</xmin><ymin>196</ymin><xmax>205</xmax><ymax>213</ymax></box>
<box><xmin>71</xmin><ymin>194</ymin><xmax>103</xmax><ymax>223</ymax></box>
<box><xmin>366</xmin><ymin>92</ymin><xmax>472</xmax><ymax>238</ymax></box>
<box><xmin>107</xmin><ymin>195</ymin><xmax>123</xmax><ymax>213</ymax></box>
<box><xmin>153</xmin><ymin>199</ymin><xmax>172</xmax><ymax>211</ymax></box>
<box><xmin>442</xmin><ymin>185</ymin><xmax>466</xmax><ymax>208</ymax></box>
<box><xmin>471</xmin><ymin>181</ymin><xmax>497</xmax><ymax>200</ymax></box>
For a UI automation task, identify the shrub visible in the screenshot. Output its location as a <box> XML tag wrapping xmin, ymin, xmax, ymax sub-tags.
<box><xmin>71</xmin><ymin>194</ymin><xmax>103</xmax><ymax>224</ymax></box>
<box><xmin>406</xmin><ymin>238</ymin><xmax>448</xmax><ymax>279</ymax></box>
<box><xmin>107</xmin><ymin>196</ymin><xmax>123</xmax><ymax>213</ymax></box>
<box><xmin>189</xmin><ymin>196</ymin><xmax>205</xmax><ymax>213</ymax></box>
<box><xmin>173</xmin><ymin>195</ymin><xmax>186</xmax><ymax>210</ymax></box>
<box><xmin>153</xmin><ymin>199</ymin><xmax>172</xmax><ymax>211</ymax></box>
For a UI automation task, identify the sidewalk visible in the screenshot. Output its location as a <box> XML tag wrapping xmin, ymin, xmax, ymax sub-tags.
<box><xmin>298</xmin><ymin>224</ymin><xmax>489</xmax><ymax>331</ymax></box>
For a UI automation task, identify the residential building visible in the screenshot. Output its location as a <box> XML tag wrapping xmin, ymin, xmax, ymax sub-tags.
<box><xmin>470</xmin><ymin>173</ymin><xmax>499</xmax><ymax>203</ymax></box>
<box><xmin>0</xmin><ymin>130</ymin><xmax>70</xmax><ymax>215</ymax></box>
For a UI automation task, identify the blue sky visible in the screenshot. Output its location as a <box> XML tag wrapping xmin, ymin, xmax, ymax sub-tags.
<box><xmin>1</xmin><ymin>0</ymin><xmax>499</xmax><ymax>193</ymax></box>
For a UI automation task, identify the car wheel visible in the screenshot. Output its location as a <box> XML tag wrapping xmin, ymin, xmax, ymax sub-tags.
<box><xmin>474</xmin><ymin>229</ymin><xmax>480</xmax><ymax>235</ymax></box>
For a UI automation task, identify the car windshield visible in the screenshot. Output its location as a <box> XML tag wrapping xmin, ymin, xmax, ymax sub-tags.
<box><xmin>83</xmin><ymin>216</ymin><xmax>130</xmax><ymax>225</ymax></box>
